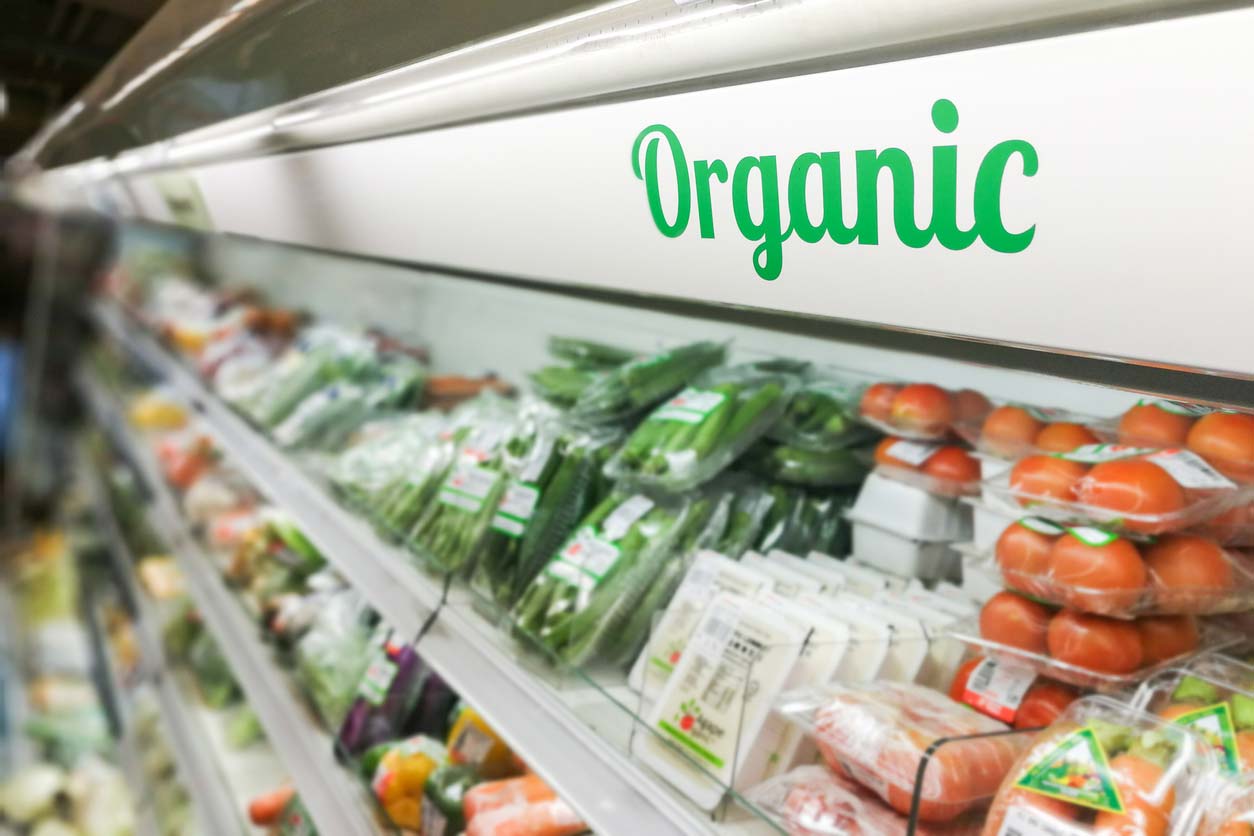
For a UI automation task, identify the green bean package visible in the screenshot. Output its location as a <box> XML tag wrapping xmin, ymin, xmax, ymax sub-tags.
<box><xmin>472</xmin><ymin>420</ymin><xmax>621</xmax><ymax>608</ymax></box>
<box><xmin>606</xmin><ymin>363</ymin><xmax>801</xmax><ymax>493</ymax></box>
<box><xmin>570</xmin><ymin>340</ymin><xmax>727</xmax><ymax>425</ymax></box>
<box><xmin>768</xmin><ymin>372</ymin><xmax>878</xmax><ymax>452</ymax></box>
<box><xmin>512</xmin><ymin>492</ymin><xmax>691</xmax><ymax>667</ymax></box>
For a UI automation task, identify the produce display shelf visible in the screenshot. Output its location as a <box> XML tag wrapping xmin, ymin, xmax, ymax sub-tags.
<box><xmin>91</xmin><ymin>299</ymin><xmax>744</xmax><ymax>836</ymax></box>
<box><xmin>81</xmin><ymin>372</ymin><xmax>383</xmax><ymax>836</ymax></box>
<box><xmin>81</xmin><ymin>443</ymin><xmax>246</xmax><ymax>836</ymax></box>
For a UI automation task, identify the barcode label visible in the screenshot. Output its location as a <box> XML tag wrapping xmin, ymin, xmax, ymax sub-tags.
<box><xmin>963</xmin><ymin>658</ymin><xmax>1036</xmax><ymax>723</ymax></box>
<box><xmin>1145</xmin><ymin>448</ymin><xmax>1236</xmax><ymax>489</ymax></box>
<box><xmin>691</xmin><ymin>603</ymin><xmax>738</xmax><ymax>660</ymax></box>
<box><xmin>885</xmin><ymin>439</ymin><xmax>941</xmax><ymax>466</ymax></box>
<box><xmin>999</xmin><ymin>804</ymin><xmax>1086</xmax><ymax>836</ymax></box>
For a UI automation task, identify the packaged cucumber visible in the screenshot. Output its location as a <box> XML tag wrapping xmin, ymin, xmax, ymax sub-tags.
<box><xmin>325</xmin><ymin>413</ymin><xmax>446</xmax><ymax>511</ymax></box>
<box><xmin>472</xmin><ymin>417</ymin><xmax>620</xmax><ymax>609</ymax></box>
<box><xmin>371</xmin><ymin>394</ymin><xmax>514</xmax><ymax>542</ymax></box>
<box><xmin>545</xmin><ymin>336</ymin><xmax>638</xmax><ymax>369</ymax></box>
<box><xmin>748</xmin><ymin>440</ymin><xmax>873</xmax><ymax>487</ymax></box>
<box><xmin>755</xmin><ymin>485</ymin><xmax>857</xmax><ymax>557</ymax></box>
<box><xmin>272</xmin><ymin>354</ymin><xmax>427</xmax><ymax>451</ymax></box>
<box><xmin>527</xmin><ymin>365</ymin><xmax>603</xmax><ymax>408</ymax></box>
<box><xmin>570</xmin><ymin>340</ymin><xmax>726</xmax><ymax>425</ymax></box>
<box><xmin>512</xmin><ymin>491</ymin><xmax>691</xmax><ymax>667</ymax></box>
<box><xmin>407</xmin><ymin>405</ymin><xmax>530</xmax><ymax>575</ymax></box>
<box><xmin>606</xmin><ymin>362</ymin><xmax>801</xmax><ymax>493</ymax></box>
<box><xmin>768</xmin><ymin>370</ymin><xmax>878</xmax><ymax>452</ymax></box>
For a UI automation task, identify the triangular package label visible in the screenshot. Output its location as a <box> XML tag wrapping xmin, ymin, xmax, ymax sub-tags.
<box><xmin>1015</xmin><ymin>726</ymin><xmax>1125</xmax><ymax>814</ymax></box>
<box><xmin>1174</xmin><ymin>703</ymin><xmax>1239</xmax><ymax>775</ymax></box>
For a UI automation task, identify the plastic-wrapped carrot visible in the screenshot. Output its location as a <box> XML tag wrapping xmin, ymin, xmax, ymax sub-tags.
<box><xmin>465</xmin><ymin>798</ymin><xmax>586</xmax><ymax>836</ymax></box>
<box><xmin>462</xmin><ymin>773</ymin><xmax>555</xmax><ymax>821</ymax></box>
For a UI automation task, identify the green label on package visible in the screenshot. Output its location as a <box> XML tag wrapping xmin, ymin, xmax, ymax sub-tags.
<box><xmin>1174</xmin><ymin>703</ymin><xmax>1239</xmax><ymax>775</ymax></box>
<box><xmin>545</xmin><ymin>528</ymin><xmax>621</xmax><ymax>588</ymax></box>
<box><xmin>438</xmin><ymin>462</ymin><xmax>499</xmax><ymax>512</ymax></box>
<box><xmin>1015</xmin><ymin>726</ymin><xmax>1125</xmax><ymax>814</ymax></box>
<box><xmin>492</xmin><ymin>481</ymin><xmax>540</xmax><ymax>538</ymax></box>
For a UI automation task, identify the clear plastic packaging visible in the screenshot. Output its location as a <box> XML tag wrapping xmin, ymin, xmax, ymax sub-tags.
<box><xmin>325</xmin><ymin>413</ymin><xmax>447</xmax><ymax>510</ymax></box>
<box><xmin>775</xmin><ymin>681</ymin><xmax>1027</xmax><ymax>822</ymax></box>
<box><xmin>856</xmin><ymin>381</ymin><xmax>991</xmax><ymax>442</ymax></box>
<box><xmin>1109</xmin><ymin>399</ymin><xmax>1254</xmax><ymax>484</ymax></box>
<box><xmin>954</xmin><ymin>401</ymin><xmax>1107</xmax><ymax>460</ymax></box>
<box><xmin>767</xmin><ymin>369</ymin><xmax>879</xmax><ymax>452</ymax></box>
<box><xmin>569</xmin><ymin>340</ymin><xmax>726</xmax><ymax>425</ymax></box>
<box><xmin>1132</xmin><ymin>663</ymin><xmax>1254</xmax><ymax>778</ymax></box>
<box><xmin>983</xmin><ymin>444</ymin><xmax>1250</xmax><ymax>536</ymax></box>
<box><xmin>748</xmin><ymin>441</ymin><xmax>872</xmax><ymax>487</ymax></box>
<box><xmin>1195</xmin><ymin>771</ymin><xmax>1254</xmax><ymax>835</ymax></box>
<box><xmin>745</xmin><ymin>765</ymin><xmax>985</xmax><ymax>836</ymax></box>
<box><xmin>237</xmin><ymin>326</ymin><xmax>377</xmax><ymax>428</ymax></box>
<box><xmin>952</xmin><ymin>593</ymin><xmax>1234</xmax><ymax>690</ymax></box>
<box><xmin>982</xmin><ymin>695</ymin><xmax>1218</xmax><ymax>836</ymax></box>
<box><xmin>987</xmin><ymin>518</ymin><xmax>1254</xmax><ymax>618</ymax></box>
<box><xmin>755</xmin><ymin>485</ymin><xmax>856</xmax><ymax>558</ymax></box>
<box><xmin>511</xmin><ymin>491</ymin><xmax>690</xmax><ymax>666</ymax></box>
<box><xmin>605</xmin><ymin>362</ymin><xmax>801</xmax><ymax>493</ymax></box>
<box><xmin>873</xmin><ymin>438</ymin><xmax>982</xmax><ymax>498</ymax></box>
<box><xmin>472</xmin><ymin>419</ymin><xmax>620</xmax><ymax>608</ymax></box>
<box><xmin>948</xmin><ymin>656</ymin><xmax>1080</xmax><ymax>731</ymax></box>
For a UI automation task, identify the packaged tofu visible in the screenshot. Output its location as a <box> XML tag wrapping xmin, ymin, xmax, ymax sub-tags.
<box><xmin>637</xmin><ymin>594</ymin><xmax>806</xmax><ymax>810</ymax></box>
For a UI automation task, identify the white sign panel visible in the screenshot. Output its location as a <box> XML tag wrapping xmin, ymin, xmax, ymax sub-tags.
<box><xmin>178</xmin><ymin>8</ymin><xmax>1252</xmax><ymax>377</ymax></box>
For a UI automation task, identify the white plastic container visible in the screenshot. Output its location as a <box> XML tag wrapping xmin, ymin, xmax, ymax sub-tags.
<box><xmin>848</xmin><ymin>472</ymin><xmax>971</xmax><ymax>540</ymax></box>
<box><xmin>964</xmin><ymin>497</ymin><xmax>1018</xmax><ymax>551</ymax></box>
<box><xmin>849</xmin><ymin>518</ymin><xmax>956</xmax><ymax>581</ymax></box>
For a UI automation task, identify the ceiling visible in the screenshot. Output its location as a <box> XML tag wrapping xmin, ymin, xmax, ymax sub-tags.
<box><xmin>1</xmin><ymin>0</ymin><xmax>164</xmax><ymax>160</ymax></box>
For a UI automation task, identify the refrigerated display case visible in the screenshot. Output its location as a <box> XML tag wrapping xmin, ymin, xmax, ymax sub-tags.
<box><xmin>5</xmin><ymin>1</ymin><xmax>1254</xmax><ymax>834</ymax></box>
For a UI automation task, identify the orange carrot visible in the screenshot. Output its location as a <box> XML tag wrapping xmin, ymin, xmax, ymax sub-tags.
<box><xmin>465</xmin><ymin>798</ymin><xmax>586</xmax><ymax>836</ymax></box>
<box><xmin>463</xmin><ymin>774</ymin><xmax>555</xmax><ymax>822</ymax></box>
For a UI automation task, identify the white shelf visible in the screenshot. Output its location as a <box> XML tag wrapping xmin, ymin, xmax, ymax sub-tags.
<box><xmin>92</xmin><ymin>300</ymin><xmax>764</xmax><ymax>836</ymax></box>
<box><xmin>80</xmin><ymin>444</ymin><xmax>246</xmax><ymax>836</ymax></box>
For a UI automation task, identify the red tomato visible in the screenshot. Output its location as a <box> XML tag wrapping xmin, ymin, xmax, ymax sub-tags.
<box><xmin>1048</xmin><ymin>531</ymin><xmax>1148</xmax><ymax>614</ymax></box>
<box><xmin>995</xmin><ymin>521</ymin><xmax>1058</xmax><ymax>599</ymax></box>
<box><xmin>874</xmin><ymin>437</ymin><xmax>918</xmax><ymax>470</ymax></box>
<box><xmin>1136</xmin><ymin>614</ymin><xmax>1199</xmax><ymax>665</ymax></box>
<box><xmin>948</xmin><ymin>657</ymin><xmax>983</xmax><ymax>702</ymax></box>
<box><xmin>982</xmin><ymin>406</ymin><xmax>1046</xmax><ymax>458</ymax></box>
<box><xmin>1187</xmin><ymin>412</ymin><xmax>1254</xmax><ymax>483</ymax></box>
<box><xmin>1035</xmin><ymin>422</ymin><xmax>1100</xmax><ymax>454</ymax></box>
<box><xmin>1010</xmin><ymin>456</ymin><xmax>1089</xmax><ymax>505</ymax></box>
<box><xmin>1014</xmin><ymin>681</ymin><xmax>1079</xmax><ymax>730</ymax></box>
<box><xmin>921</xmin><ymin>447</ymin><xmax>981</xmax><ymax>494</ymax></box>
<box><xmin>1204</xmin><ymin>501</ymin><xmax>1254</xmax><ymax>543</ymax></box>
<box><xmin>890</xmin><ymin>383</ymin><xmax>954</xmax><ymax>435</ymax></box>
<box><xmin>1119</xmin><ymin>403</ymin><xmax>1195</xmax><ymax>448</ymax></box>
<box><xmin>1076</xmin><ymin>460</ymin><xmax>1187</xmax><ymax>533</ymax></box>
<box><xmin>1047</xmin><ymin>610</ymin><xmax>1144</xmax><ymax>674</ymax></box>
<box><xmin>1093</xmin><ymin>754</ymin><xmax>1174</xmax><ymax>836</ymax></box>
<box><xmin>860</xmin><ymin>382</ymin><xmax>901</xmax><ymax>422</ymax></box>
<box><xmin>953</xmin><ymin>389</ymin><xmax>993</xmax><ymax>423</ymax></box>
<box><xmin>980</xmin><ymin>592</ymin><xmax>1052</xmax><ymax>654</ymax></box>
<box><xmin>1144</xmin><ymin>534</ymin><xmax>1234</xmax><ymax>611</ymax></box>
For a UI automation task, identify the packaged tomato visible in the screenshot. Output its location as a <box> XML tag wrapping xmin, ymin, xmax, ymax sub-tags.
<box><xmin>983</xmin><ymin>443</ymin><xmax>1251</xmax><ymax>537</ymax></box>
<box><xmin>1196</xmin><ymin>771</ymin><xmax>1254</xmax><ymax>835</ymax></box>
<box><xmin>872</xmin><ymin>437</ymin><xmax>982</xmax><ymax>498</ymax></box>
<box><xmin>744</xmin><ymin>765</ymin><xmax>985</xmax><ymax>836</ymax></box>
<box><xmin>949</xmin><ymin>656</ymin><xmax>1080</xmax><ymax>730</ymax></box>
<box><xmin>1131</xmin><ymin>657</ymin><xmax>1254</xmax><ymax>778</ymax></box>
<box><xmin>775</xmin><ymin>681</ymin><xmax>1030</xmax><ymax>822</ymax></box>
<box><xmin>952</xmin><ymin>593</ymin><xmax>1235</xmax><ymax>691</ymax></box>
<box><xmin>857</xmin><ymin>381</ymin><xmax>989</xmax><ymax>442</ymax></box>
<box><xmin>988</xmin><ymin>518</ymin><xmax>1254</xmax><ymax>618</ymax></box>
<box><xmin>982</xmin><ymin>696</ymin><xmax>1217</xmax><ymax>836</ymax></box>
<box><xmin>1111</xmin><ymin>400</ymin><xmax>1254</xmax><ymax>485</ymax></box>
<box><xmin>955</xmin><ymin>400</ymin><xmax>1107</xmax><ymax>460</ymax></box>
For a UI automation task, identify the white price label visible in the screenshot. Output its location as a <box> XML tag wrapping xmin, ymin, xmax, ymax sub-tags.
<box><xmin>492</xmin><ymin>482</ymin><xmax>540</xmax><ymax>537</ymax></box>
<box><xmin>963</xmin><ymin>658</ymin><xmax>1036</xmax><ymax>722</ymax></box>
<box><xmin>998</xmin><ymin>804</ymin><xmax>1088</xmax><ymax>836</ymax></box>
<box><xmin>1145</xmin><ymin>449</ymin><xmax>1236</xmax><ymax>489</ymax></box>
<box><xmin>548</xmin><ymin>529</ymin><xmax>622</xmax><ymax>585</ymax></box>
<box><xmin>438</xmin><ymin>462</ymin><xmax>499</xmax><ymax>511</ymax></box>
<box><xmin>654</xmin><ymin>387</ymin><xmax>727</xmax><ymax>424</ymax></box>
<box><xmin>1066</xmin><ymin>526</ymin><xmax>1119</xmax><ymax>547</ymax></box>
<box><xmin>885</xmin><ymin>439</ymin><xmax>942</xmax><ymax>466</ymax></box>
<box><xmin>1059</xmin><ymin>443</ymin><xmax>1150</xmax><ymax>463</ymax></box>
<box><xmin>602</xmin><ymin>495</ymin><xmax>655</xmax><ymax>539</ymax></box>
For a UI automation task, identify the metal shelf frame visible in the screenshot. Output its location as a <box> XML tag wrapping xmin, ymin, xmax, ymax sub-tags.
<box><xmin>91</xmin><ymin>299</ymin><xmax>727</xmax><ymax>836</ymax></box>
<box><xmin>81</xmin><ymin>369</ymin><xmax>382</xmax><ymax>836</ymax></box>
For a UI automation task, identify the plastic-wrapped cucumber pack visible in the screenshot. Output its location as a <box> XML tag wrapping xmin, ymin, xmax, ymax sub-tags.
<box><xmin>238</xmin><ymin>326</ymin><xmax>378</xmax><ymax>428</ymax></box>
<box><xmin>371</xmin><ymin>394</ymin><xmax>515</xmax><ymax>542</ymax></box>
<box><xmin>512</xmin><ymin>491</ymin><xmax>691</xmax><ymax>666</ymax></box>
<box><xmin>271</xmin><ymin>354</ymin><xmax>427</xmax><ymax>451</ymax></box>
<box><xmin>748</xmin><ymin>440</ymin><xmax>873</xmax><ymax>487</ymax></box>
<box><xmin>570</xmin><ymin>340</ymin><xmax>726</xmax><ymax>425</ymax></box>
<box><xmin>528</xmin><ymin>337</ymin><xmax>636</xmax><ymax>408</ymax></box>
<box><xmin>606</xmin><ymin>362</ymin><xmax>800</xmax><ymax>492</ymax></box>
<box><xmin>472</xmin><ymin>417</ymin><xmax>620</xmax><ymax>608</ymax></box>
<box><xmin>769</xmin><ymin>370</ymin><xmax>878</xmax><ymax>452</ymax></box>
